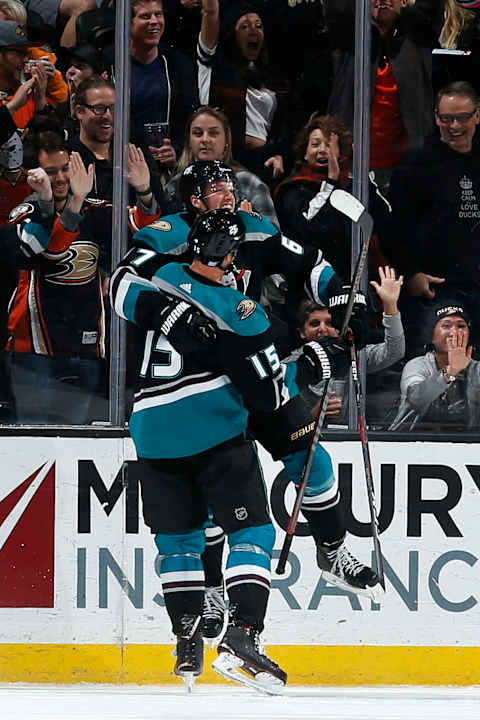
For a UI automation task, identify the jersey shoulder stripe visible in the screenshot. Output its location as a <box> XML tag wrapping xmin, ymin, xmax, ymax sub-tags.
<box><xmin>237</xmin><ymin>209</ymin><xmax>278</xmax><ymax>238</ymax></box>
<box><xmin>155</xmin><ymin>263</ymin><xmax>270</xmax><ymax>336</ymax></box>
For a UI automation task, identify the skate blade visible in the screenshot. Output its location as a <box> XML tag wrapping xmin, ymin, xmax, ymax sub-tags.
<box><xmin>181</xmin><ymin>673</ymin><xmax>197</xmax><ymax>693</ymax></box>
<box><xmin>175</xmin><ymin>669</ymin><xmax>201</xmax><ymax>693</ymax></box>
<box><xmin>212</xmin><ymin>653</ymin><xmax>284</xmax><ymax>696</ymax></box>
<box><xmin>321</xmin><ymin>570</ymin><xmax>385</xmax><ymax>602</ymax></box>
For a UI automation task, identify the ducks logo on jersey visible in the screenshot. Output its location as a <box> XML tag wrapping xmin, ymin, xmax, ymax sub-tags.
<box><xmin>236</xmin><ymin>298</ymin><xmax>256</xmax><ymax>320</ymax></box>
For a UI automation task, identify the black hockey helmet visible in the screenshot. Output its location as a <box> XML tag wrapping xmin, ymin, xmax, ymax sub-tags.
<box><xmin>180</xmin><ymin>160</ymin><xmax>236</xmax><ymax>211</ymax></box>
<box><xmin>188</xmin><ymin>209</ymin><xmax>245</xmax><ymax>265</ymax></box>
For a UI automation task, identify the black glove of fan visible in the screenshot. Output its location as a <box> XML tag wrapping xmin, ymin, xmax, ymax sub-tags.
<box><xmin>328</xmin><ymin>285</ymin><xmax>369</xmax><ymax>349</ymax></box>
<box><xmin>156</xmin><ymin>298</ymin><xmax>217</xmax><ymax>354</ymax></box>
<box><xmin>302</xmin><ymin>337</ymin><xmax>351</xmax><ymax>381</ymax></box>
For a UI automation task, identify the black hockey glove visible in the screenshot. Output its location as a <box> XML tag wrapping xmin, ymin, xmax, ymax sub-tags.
<box><xmin>302</xmin><ymin>337</ymin><xmax>351</xmax><ymax>381</ymax></box>
<box><xmin>155</xmin><ymin>298</ymin><xmax>217</xmax><ymax>355</ymax></box>
<box><xmin>328</xmin><ymin>285</ymin><xmax>369</xmax><ymax>349</ymax></box>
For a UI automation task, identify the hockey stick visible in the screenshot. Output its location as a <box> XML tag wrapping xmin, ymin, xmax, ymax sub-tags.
<box><xmin>330</xmin><ymin>189</ymin><xmax>373</xmax><ymax>340</ymax></box>
<box><xmin>276</xmin><ymin>190</ymin><xmax>373</xmax><ymax>575</ymax></box>
<box><xmin>348</xmin><ymin>333</ymin><xmax>385</xmax><ymax>589</ymax></box>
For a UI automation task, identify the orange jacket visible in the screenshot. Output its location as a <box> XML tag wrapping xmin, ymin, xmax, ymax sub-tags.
<box><xmin>30</xmin><ymin>47</ymin><xmax>68</xmax><ymax>105</ymax></box>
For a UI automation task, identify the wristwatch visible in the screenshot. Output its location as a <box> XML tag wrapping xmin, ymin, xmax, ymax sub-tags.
<box><xmin>441</xmin><ymin>367</ymin><xmax>456</xmax><ymax>383</ymax></box>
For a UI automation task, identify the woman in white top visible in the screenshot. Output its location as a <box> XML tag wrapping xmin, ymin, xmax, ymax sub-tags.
<box><xmin>197</xmin><ymin>0</ymin><xmax>291</xmax><ymax>185</ymax></box>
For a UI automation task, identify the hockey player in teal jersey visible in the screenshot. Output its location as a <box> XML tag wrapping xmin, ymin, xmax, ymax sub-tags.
<box><xmin>111</xmin><ymin>210</ymin><xmax>359</xmax><ymax>692</ymax></box>
<box><xmin>131</xmin><ymin>160</ymin><xmax>340</xmax><ymax>315</ymax></box>
<box><xmin>112</xmin><ymin>211</ymin><xmax>284</xmax><ymax>692</ymax></box>
<box><xmin>116</xmin><ymin>162</ymin><xmax>381</xmax><ymax>642</ymax></box>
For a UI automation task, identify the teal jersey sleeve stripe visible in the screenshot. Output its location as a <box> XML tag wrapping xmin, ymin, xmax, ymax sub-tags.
<box><xmin>26</xmin><ymin>221</ymin><xmax>51</xmax><ymax>251</ymax></box>
<box><xmin>312</xmin><ymin>264</ymin><xmax>335</xmax><ymax>304</ymax></box>
<box><xmin>238</xmin><ymin>209</ymin><xmax>278</xmax><ymax>239</ymax></box>
<box><xmin>283</xmin><ymin>361</ymin><xmax>300</xmax><ymax>399</ymax></box>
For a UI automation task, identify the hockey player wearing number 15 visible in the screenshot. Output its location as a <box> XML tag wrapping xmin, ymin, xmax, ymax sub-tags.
<box><xmin>124</xmin><ymin>160</ymin><xmax>381</xmax><ymax>640</ymax></box>
<box><xmin>111</xmin><ymin>210</ymin><xmax>293</xmax><ymax>693</ymax></box>
<box><xmin>111</xmin><ymin>209</ymin><xmax>378</xmax><ymax>692</ymax></box>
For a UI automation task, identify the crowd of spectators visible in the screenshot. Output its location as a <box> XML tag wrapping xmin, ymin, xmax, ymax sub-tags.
<box><xmin>0</xmin><ymin>0</ymin><xmax>480</xmax><ymax>433</ymax></box>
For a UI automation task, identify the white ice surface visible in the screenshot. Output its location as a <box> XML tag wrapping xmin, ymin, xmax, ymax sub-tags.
<box><xmin>1</xmin><ymin>684</ymin><xmax>480</xmax><ymax>720</ymax></box>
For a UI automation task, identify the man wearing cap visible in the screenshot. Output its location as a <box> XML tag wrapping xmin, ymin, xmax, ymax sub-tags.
<box><xmin>0</xmin><ymin>20</ymin><xmax>50</xmax><ymax>224</ymax></box>
<box><xmin>390</xmin><ymin>302</ymin><xmax>480</xmax><ymax>431</ymax></box>
<box><xmin>0</xmin><ymin>21</ymin><xmax>48</xmax><ymax>121</ymax></box>
<box><xmin>0</xmin><ymin>2</ymin><xmax>67</xmax><ymax>107</ymax></box>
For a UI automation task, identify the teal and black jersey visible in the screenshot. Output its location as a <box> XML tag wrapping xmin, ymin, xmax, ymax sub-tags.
<box><xmin>112</xmin><ymin>209</ymin><xmax>339</xmax><ymax>377</ymax></box>
<box><xmin>131</xmin><ymin>209</ymin><xmax>340</xmax><ymax>303</ymax></box>
<box><xmin>133</xmin><ymin>212</ymin><xmax>191</xmax><ymax>259</ymax></box>
<box><xmin>3</xmin><ymin>200</ymin><xmax>56</xmax><ymax>267</ymax></box>
<box><xmin>111</xmin><ymin>208</ymin><xmax>342</xmax><ymax>459</ymax></box>
<box><xmin>112</xmin><ymin>262</ymin><xmax>288</xmax><ymax>459</ymax></box>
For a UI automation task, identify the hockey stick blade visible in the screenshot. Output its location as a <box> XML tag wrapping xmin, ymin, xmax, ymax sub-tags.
<box><xmin>329</xmin><ymin>189</ymin><xmax>373</xmax><ymax>340</ymax></box>
<box><xmin>329</xmin><ymin>188</ymin><xmax>374</xmax><ymax>240</ymax></box>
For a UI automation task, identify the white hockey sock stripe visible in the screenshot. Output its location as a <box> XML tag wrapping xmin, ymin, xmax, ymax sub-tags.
<box><xmin>301</xmin><ymin>476</ymin><xmax>339</xmax><ymax>512</ymax></box>
<box><xmin>301</xmin><ymin>489</ymin><xmax>340</xmax><ymax>512</ymax></box>
<box><xmin>224</xmin><ymin>564</ymin><xmax>271</xmax><ymax>593</ymax></box>
<box><xmin>205</xmin><ymin>525</ymin><xmax>225</xmax><ymax>546</ymax></box>
<box><xmin>161</xmin><ymin>569</ymin><xmax>205</xmax><ymax>594</ymax></box>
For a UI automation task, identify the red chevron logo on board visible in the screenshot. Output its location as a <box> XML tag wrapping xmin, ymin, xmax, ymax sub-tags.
<box><xmin>0</xmin><ymin>461</ymin><xmax>55</xmax><ymax>607</ymax></box>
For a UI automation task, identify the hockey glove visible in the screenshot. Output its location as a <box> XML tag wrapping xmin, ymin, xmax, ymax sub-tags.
<box><xmin>302</xmin><ymin>337</ymin><xmax>351</xmax><ymax>381</ymax></box>
<box><xmin>328</xmin><ymin>285</ymin><xmax>369</xmax><ymax>349</ymax></box>
<box><xmin>156</xmin><ymin>298</ymin><xmax>217</xmax><ymax>355</ymax></box>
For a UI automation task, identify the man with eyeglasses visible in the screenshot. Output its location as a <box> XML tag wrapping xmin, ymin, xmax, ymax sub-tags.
<box><xmin>384</xmin><ymin>81</ymin><xmax>480</xmax><ymax>358</ymax></box>
<box><xmin>67</xmin><ymin>74</ymin><xmax>115</xmax><ymax>201</ymax></box>
<box><xmin>68</xmin><ymin>73</ymin><xmax>165</xmax><ymax>205</ymax></box>
<box><xmin>3</xmin><ymin>128</ymin><xmax>163</xmax><ymax>424</ymax></box>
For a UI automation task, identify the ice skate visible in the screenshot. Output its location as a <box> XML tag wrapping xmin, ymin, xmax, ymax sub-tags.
<box><xmin>316</xmin><ymin>536</ymin><xmax>384</xmax><ymax>602</ymax></box>
<box><xmin>202</xmin><ymin>585</ymin><xmax>226</xmax><ymax>647</ymax></box>
<box><xmin>212</xmin><ymin>624</ymin><xmax>287</xmax><ymax>695</ymax></box>
<box><xmin>174</xmin><ymin>615</ymin><xmax>204</xmax><ymax>692</ymax></box>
